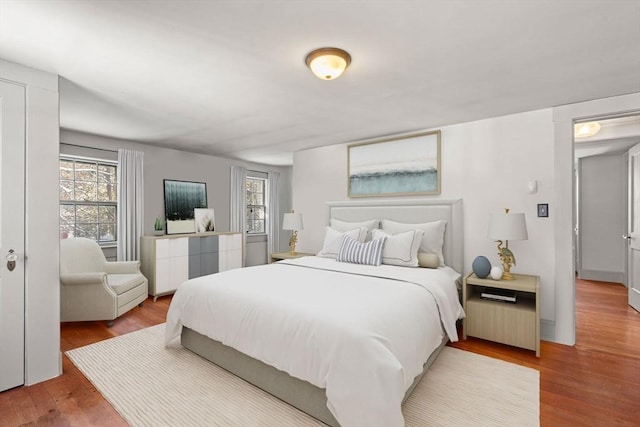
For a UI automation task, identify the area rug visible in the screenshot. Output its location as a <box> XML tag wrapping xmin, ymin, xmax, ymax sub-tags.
<box><xmin>66</xmin><ymin>324</ymin><xmax>539</xmax><ymax>427</ymax></box>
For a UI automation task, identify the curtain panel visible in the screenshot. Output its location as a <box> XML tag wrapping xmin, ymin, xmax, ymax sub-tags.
<box><xmin>117</xmin><ymin>149</ymin><xmax>144</xmax><ymax>261</ymax></box>
<box><xmin>267</xmin><ymin>171</ymin><xmax>280</xmax><ymax>255</ymax></box>
<box><xmin>230</xmin><ymin>166</ymin><xmax>247</xmax><ymax>266</ymax></box>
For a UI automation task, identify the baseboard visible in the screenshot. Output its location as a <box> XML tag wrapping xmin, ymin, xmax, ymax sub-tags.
<box><xmin>578</xmin><ymin>269</ymin><xmax>625</xmax><ymax>284</ymax></box>
<box><xmin>540</xmin><ymin>318</ymin><xmax>556</xmax><ymax>343</ymax></box>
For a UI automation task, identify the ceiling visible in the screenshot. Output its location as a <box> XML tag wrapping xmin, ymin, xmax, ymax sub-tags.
<box><xmin>1</xmin><ymin>1</ymin><xmax>639</xmax><ymax>166</ymax></box>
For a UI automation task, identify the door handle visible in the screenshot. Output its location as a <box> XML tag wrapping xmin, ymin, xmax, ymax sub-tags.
<box><xmin>623</xmin><ymin>235</ymin><xmax>632</xmax><ymax>240</ymax></box>
<box><xmin>6</xmin><ymin>249</ymin><xmax>17</xmax><ymax>271</ymax></box>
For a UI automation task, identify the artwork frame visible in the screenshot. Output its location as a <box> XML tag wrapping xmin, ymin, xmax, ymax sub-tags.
<box><xmin>348</xmin><ymin>130</ymin><xmax>441</xmax><ymax>197</ymax></box>
<box><xmin>163</xmin><ymin>179</ymin><xmax>208</xmax><ymax>235</ymax></box>
<box><xmin>194</xmin><ymin>208</ymin><xmax>216</xmax><ymax>232</ymax></box>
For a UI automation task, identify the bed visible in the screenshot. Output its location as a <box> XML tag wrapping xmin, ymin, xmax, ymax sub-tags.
<box><xmin>165</xmin><ymin>199</ymin><xmax>464</xmax><ymax>427</ymax></box>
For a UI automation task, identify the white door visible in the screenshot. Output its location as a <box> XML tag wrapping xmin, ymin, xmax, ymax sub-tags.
<box><xmin>628</xmin><ymin>143</ymin><xmax>640</xmax><ymax>313</ymax></box>
<box><xmin>0</xmin><ymin>80</ymin><xmax>26</xmax><ymax>392</ymax></box>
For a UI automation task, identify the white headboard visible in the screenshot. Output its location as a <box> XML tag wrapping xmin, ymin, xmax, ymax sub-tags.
<box><xmin>326</xmin><ymin>199</ymin><xmax>464</xmax><ymax>273</ymax></box>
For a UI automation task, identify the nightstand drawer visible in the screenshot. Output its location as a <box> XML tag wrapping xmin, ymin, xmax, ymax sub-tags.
<box><xmin>466</xmin><ymin>298</ymin><xmax>537</xmax><ymax>351</ymax></box>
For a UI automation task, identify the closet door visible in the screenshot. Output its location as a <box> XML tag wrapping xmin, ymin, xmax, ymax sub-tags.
<box><xmin>0</xmin><ymin>80</ymin><xmax>26</xmax><ymax>392</ymax></box>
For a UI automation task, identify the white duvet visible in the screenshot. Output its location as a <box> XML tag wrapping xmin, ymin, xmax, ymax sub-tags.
<box><xmin>165</xmin><ymin>256</ymin><xmax>464</xmax><ymax>427</ymax></box>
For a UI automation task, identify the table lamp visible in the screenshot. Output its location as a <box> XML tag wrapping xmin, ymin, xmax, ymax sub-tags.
<box><xmin>487</xmin><ymin>208</ymin><xmax>528</xmax><ymax>280</ymax></box>
<box><xmin>282</xmin><ymin>211</ymin><xmax>303</xmax><ymax>255</ymax></box>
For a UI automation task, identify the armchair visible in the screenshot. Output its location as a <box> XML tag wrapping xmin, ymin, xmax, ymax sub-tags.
<box><xmin>60</xmin><ymin>237</ymin><xmax>148</xmax><ymax>326</ymax></box>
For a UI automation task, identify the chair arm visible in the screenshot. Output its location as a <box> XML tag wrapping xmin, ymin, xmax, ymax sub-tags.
<box><xmin>60</xmin><ymin>272</ymin><xmax>107</xmax><ymax>286</ymax></box>
<box><xmin>104</xmin><ymin>261</ymin><xmax>141</xmax><ymax>274</ymax></box>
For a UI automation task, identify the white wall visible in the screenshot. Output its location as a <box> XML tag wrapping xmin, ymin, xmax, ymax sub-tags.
<box><xmin>293</xmin><ymin>109</ymin><xmax>556</xmax><ymax>335</ymax></box>
<box><xmin>0</xmin><ymin>59</ymin><xmax>61</xmax><ymax>384</ymax></box>
<box><xmin>578</xmin><ymin>154</ymin><xmax>626</xmax><ymax>283</ymax></box>
<box><xmin>60</xmin><ymin>130</ymin><xmax>293</xmax><ymax>259</ymax></box>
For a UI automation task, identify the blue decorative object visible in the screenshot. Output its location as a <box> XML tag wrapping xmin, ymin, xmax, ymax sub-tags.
<box><xmin>472</xmin><ymin>256</ymin><xmax>492</xmax><ymax>279</ymax></box>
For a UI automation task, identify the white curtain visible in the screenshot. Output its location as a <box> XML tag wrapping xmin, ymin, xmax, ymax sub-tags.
<box><xmin>267</xmin><ymin>171</ymin><xmax>280</xmax><ymax>255</ymax></box>
<box><xmin>117</xmin><ymin>149</ymin><xmax>144</xmax><ymax>261</ymax></box>
<box><xmin>230</xmin><ymin>166</ymin><xmax>247</xmax><ymax>265</ymax></box>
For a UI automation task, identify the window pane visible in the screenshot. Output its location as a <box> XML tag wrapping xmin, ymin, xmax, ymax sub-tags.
<box><xmin>75</xmin><ymin>223</ymin><xmax>98</xmax><ymax>240</ymax></box>
<box><xmin>255</xmin><ymin>220</ymin><xmax>265</xmax><ymax>233</ymax></box>
<box><xmin>75</xmin><ymin>161</ymin><xmax>97</xmax><ymax>181</ymax></box>
<box><xmin>60</xmin><ymin>160</ymin><xmax>74</xmax><ymax>180</ymax></box>
<box><xmin>76</xmin><ymin>205</ymin><xmax>98</xmax><ymax>223</ymax></box>
<box><xmin>60</xmin><ymin>180</ymin><xmax>74</xmax><ymax>201</ymax></box>
<box><xmin>98</xmin><ymin>165</ymin><xmax>116</xmax><ymax>184</ymax></box>
<box><xmin>60</xmin><ymin>204</ymin><xmax>75</xmax><ymax>223</ymax></box>
<box><xmin>99</xmin><ymin>223</ymin><xmax>116</xmax><ymax>242</ymax></box>
<box><xmin>98</xmin><ymin>182</ymin><xmax>117</xmax><ymax>202</ymax></box>
<box><xmin>60</xmin><ymin>157</ymin><xmax>118</xmax><ymax>244</ymax></box>
<box><xmin>99</xmin><ymin>205</ymin><xmax>116</xmax><ymax>223</ymax></box>
<box><xmin>75</xmin><ymin>181</ymin><xmax>97</xmax><ymax>201</ymax></box>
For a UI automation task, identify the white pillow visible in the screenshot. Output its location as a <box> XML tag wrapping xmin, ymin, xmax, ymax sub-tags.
<box><xmin>372</xmin><ymin>229</ymin><xmax>424</xmax><ymax>267</ymax></box>
<box><xmin>381</xmin><ymin>219</ymin><xmax>447</xmax><ymax>266</ymax></box>
<box><xmin>336</xmin><ymin>234</ymin><xmax>386</xmax><ymax>266</ymax></box>
<box><xmin>330</xmin><ymin>218</ymin><xmax>379</xmax><ymax>241</ymax></box>
<box><xmin>317</xmin><ymin>227</ymin><xmax>365</xmax><ymax>259</ymax></box>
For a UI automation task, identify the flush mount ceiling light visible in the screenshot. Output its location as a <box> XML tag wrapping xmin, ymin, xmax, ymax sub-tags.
<box><xmin>574</xmin><ymin>121</ymin><xmax>601</xmax><ymax>138</ymax></box>
<box><xmin>305</xmin><ymin>47</ymin><xmax>351</xmax><ymax>80</ymax></box>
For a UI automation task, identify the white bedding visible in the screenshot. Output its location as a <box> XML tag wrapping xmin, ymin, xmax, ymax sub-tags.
<box><xmin>165</xmin><ymin>256</ymin><xmax>465</xmax><ymax>427</ymax></box>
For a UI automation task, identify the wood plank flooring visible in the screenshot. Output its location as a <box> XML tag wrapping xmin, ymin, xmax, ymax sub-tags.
<box><xmin>1</xmin><ymin>279</ymin><xmax>638</xmax><ymax>426</ymax></box>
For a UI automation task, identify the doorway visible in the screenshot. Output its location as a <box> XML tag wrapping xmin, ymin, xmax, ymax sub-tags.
<box><xmin>573</xmin><ymin>114</ymin><xmax>640</xmax><ymax>317</ymax></box>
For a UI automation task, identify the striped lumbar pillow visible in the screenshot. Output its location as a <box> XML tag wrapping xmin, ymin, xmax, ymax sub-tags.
<box><xmin>336</xmin><ymin>234</ymin><xmax>386</xmax><ymax>266</ymax></box>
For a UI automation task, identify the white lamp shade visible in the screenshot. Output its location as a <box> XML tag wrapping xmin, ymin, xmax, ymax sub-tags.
<box><xmin>488</xmin><ymin>212</ymin><xmax>528</xmax><ymax>241</ymax></box>
<box><xmin>282</xmin><ymin>212</ymin><xmax>303</xmax><ymax>231</ymax></box>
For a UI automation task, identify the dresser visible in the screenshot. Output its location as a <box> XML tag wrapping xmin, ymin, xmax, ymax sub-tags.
<box><xmin>140</xmin><ymin>232</ymin><xmax>242</xmax><ymax>301</ymax></box>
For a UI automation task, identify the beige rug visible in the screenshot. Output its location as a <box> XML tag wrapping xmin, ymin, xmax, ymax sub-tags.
<box><xmin>66</xmin><ymin>324</ymin><xmax>539</xmax><ymax>427</ymax></box>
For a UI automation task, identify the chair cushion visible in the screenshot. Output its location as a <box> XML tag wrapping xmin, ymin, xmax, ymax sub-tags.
<box><xmin>107</xmin><ymin>273</ymin><xmax>147</xmax><ymax>295</ymax></box>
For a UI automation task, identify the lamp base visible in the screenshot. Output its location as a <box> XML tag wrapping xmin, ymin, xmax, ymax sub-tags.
<box><xmin>497</xmin><ymin>240</ymin><xmax>517</xmax><ymax>280</ymax></box>
<box><xmin>501</xmin><ymin>270</ymin><xmax>515</xmax><ymax>280</ymax></box>
<box><xmin>288</xmin><ymin>231</ymin><xmax>298</xmax><ymax>256</ymax></box>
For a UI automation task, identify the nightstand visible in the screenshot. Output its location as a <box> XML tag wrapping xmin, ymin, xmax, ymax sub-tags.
<box><xmin>463</xmin><ymin>272</ymin><xmax>540</xmax><ymax>357</ymax></box>
<box><xmin>270</xmin><ymin>251</ymin><xmax>314</xmax><ymax>263</ymax></box>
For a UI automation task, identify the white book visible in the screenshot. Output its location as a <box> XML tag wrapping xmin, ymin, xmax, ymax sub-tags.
<box><xmin>481</xmin><ymin>289</ymin><xmax>516</xmax><ymax>303</ymax></box>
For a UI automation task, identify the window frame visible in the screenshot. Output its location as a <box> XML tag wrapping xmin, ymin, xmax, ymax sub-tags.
<box><xmin>245</xmin><ymin>176</ymin><xmax>267</xmax><ymax>235</ymax></box>
<box><xmin>59</xmin><ymin>155</ymin><xmax>118</xmax><ymax>246</ymax></box>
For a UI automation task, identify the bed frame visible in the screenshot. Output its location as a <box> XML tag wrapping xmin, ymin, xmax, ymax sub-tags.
<box><xmin>181</xmin><ymin>198</ymin><xmax>463</xmax><ymax>426</ymax></box>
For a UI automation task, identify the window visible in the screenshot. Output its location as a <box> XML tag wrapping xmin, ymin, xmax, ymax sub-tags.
<box><xmin>59</xmin><ymin>156</ymin><xmax>118</xmax><ymax>244</ymax></box>
<box><xmin>246</xmin><ymin>177</ymin><xmax>266</xmax><ymax>234</ymax></box>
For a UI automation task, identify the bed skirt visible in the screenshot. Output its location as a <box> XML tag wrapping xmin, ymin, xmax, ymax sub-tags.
<box><xmin>181</xmin><ymin>326</ymin><xmax>448</xmax><ymax>427</ymax></box>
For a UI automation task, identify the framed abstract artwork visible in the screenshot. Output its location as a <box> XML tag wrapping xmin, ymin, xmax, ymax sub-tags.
<box><xmin>163</xmin><ymin>179</ymin><xmax>208</xmax><ymax>234</ymax></box>
<box><xmin>348</xmin><ymin>130</ymin><xmax>441</xmax><ymax>197</ymax></box>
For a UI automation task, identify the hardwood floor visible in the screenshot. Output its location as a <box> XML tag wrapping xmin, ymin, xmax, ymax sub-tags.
<box><xmin>1</xmin><ymin>279</ymin><xmax>638</xmax><ymax>426</ymax></box>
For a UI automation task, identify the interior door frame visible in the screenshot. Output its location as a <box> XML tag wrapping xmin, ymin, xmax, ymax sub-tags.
<box><xmin>627</xmin><ymin>143</ymin><xmax>640</xmax><ymax>311</ymax></box>
<box><xmin>572</xmin><ymin>111</ymin><xmax>640</xmax><ymax>314</ymax></box>
<box><xmin>553</xmin><ymin>93</ymin><xmax>640</xmax><ymax>346</ymax></box>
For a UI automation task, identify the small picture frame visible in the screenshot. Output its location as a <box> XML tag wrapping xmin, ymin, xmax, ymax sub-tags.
<box><xmin>537</xmin><ymin>203</ymin><xmax>549</xmax><ymax>218</ymax></box>
<box><xmin>194</xmin><ymin>208</ymin><xmax>216</xmax><ymax>232</ymax></box>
